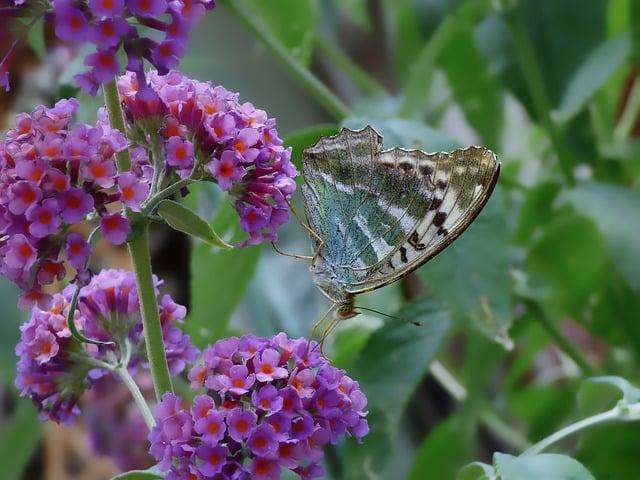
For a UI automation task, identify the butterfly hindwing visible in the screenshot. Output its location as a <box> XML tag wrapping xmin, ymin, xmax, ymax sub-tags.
<box><xmin>301</xmin><ymin>126</ymin><xmax>499</xmax><ymax>299</ymax></box>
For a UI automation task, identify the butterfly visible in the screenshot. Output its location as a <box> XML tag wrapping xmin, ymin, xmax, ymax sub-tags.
<box><xmin>301</xmin><ymin>125</ymin><xmax>500</xmax><ymax>321</ymax></box>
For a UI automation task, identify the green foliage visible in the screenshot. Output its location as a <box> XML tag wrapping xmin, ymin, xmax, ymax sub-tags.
<box><xmin>187</xmin><ymin>202</ymin><xmax>262</xmax><ymax>347</ymax></box>
<box><xmin>243</xmin><ymin>0</ymin><xmax>317</xmax><ymax>66</ymax></box>
<box><xmin>111</xmin><ymin>470</ymin><xmax>164</xmax><ymax>480</ymax></box>
<box><xmin>420</xmin><ymin>188</ymin><xmax>512</xmax><ymax>345</ymax></box>
<box><xmin>494</xmin><ymin>453</ymin><xmax>595</xmax><ymax>480</ymax></box>
<box><xmin>0</xmin><ymin>399</ymin><xmax>42</xmax><ymax>480</ymax></box>
<box><xmin>342</xmin><ymin>300</ymin><xmax>451</xmax><ymax>479</ymax></box>
<box><xmin>157</xmin><ymin>199</ymin><xmax>232</xmax><ymax>249</ymax></box>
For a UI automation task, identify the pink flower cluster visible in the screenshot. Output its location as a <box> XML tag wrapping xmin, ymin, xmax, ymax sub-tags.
<box><xmin>15</xmin><ymin>268</ymin><xmax>198</xmax><ymax>424</ymax></box>
<box><xmin>0</xmin><ymin>0</ymin><xmax>215</xmax><ymax>94</ymax></box>
<box><xmin>149</xmin><ymin>333</ymin><xmax>369</xmax><ymax>479</ymax></box>
<box><xmin>118</xmin><ymin>71</ymin><xmax>298</xmax><ymax>247</ymax></box>
<box><xmin>0</xmin><ymin>98</ymin><xmax>151</xmax><ymax>308</ymax></box>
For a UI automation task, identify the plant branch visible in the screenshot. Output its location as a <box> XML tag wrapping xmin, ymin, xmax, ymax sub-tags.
<box><xmin>314</xmin><ymin>35</ymin><xmax>387</xmax><ymax>97</ymax></box>
<box><xmin>102</xmin><ymin>78</ymin><xmax>174</xmax><ymax>400</ymax></box>
<box><xmin>222</xmin><ymin>0</ymin><xmax>350</xmax><ymax>120</ymax></box>
<box><xmin>503</xmin><ymin>12</ymin><xmax>575</xmax><ymax>185</ymax></box>
<box><xmin>128</xmin><ymin>223</ymin><xmax>174</xmax><ymax>399</ymax></box>
<box><xmin>523</xmin><ymin>403</ymin><xmax>640</xmax><ymax>455</ymax></box>
<box><xmin>103</xmin><ymin>80</ymin><xmax>132</xmax><ymax>172</ymax></box>
<box><xmin>430</xmin><ymin>360</ymin><xmax>532</xmax><ymax>452</ymax></box>
<box><xmin>142</xmin><ymin>178</ymin><xmax>193</xmax><ymax>216</ymax></box>
<box><xmin>522</xmin><ymin>299</ymin><xmax>597</xmax><ymax>377</ymax></box>
<box><xmin>614</xmin><ymin>75</ymin><xmax>640</xmax><ymax>143</ymax></box>
<box><xmin>116</xmin><ymin>365</ymin><xmax>156</xmax><ymax>430</ymax></box>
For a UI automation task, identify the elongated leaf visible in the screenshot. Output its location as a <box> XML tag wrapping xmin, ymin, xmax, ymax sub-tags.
<box><xmin>409</xmin><ymin>417</ymin><xmax>473</xmax><ymax>480</ymax></box>
<box><xmin>187</xmin><ymin>202</ymin><xmax>261</xmax><ymax>347</ymax></box>
<box><xmin>560</xmin><ymin>183</ymin><xmax>640</xmax><ymax>293</ymax></box>
<box><xmin>111</xmin><ymin>469</ymin><xmax>163</xmax><ymax>480</ymax></box>
<box><xmin>342</xmin><ymin>300</ymin><xmax>451</xmax><ymax>479</ymax></box>
<box><xmin>419</xmin><ymin>188</ymin><xmax>513</xmax><ymax>347</ymax></box>
<box><xmin>526</xmin><ymin>213</ymin><xmax>608</xmax><ymax>316</ymax></box>
<box><xmin>555</xmin><ymin>33</ymin><xmax>631</xmax><ymax>122</ymax></box>
<box><xmin>242</xmin><ymin>0</ymin><xmax>317</xmax><ymax>65</ymax></box>
<box><xmin>0</xmin><ymin>399</ymin><xmax>42</xmax><ymax>480</ymax></box>
<box><xmin>158</xmin><ymin>200</ymin><xmax>231</xmax><ymax>249</ymax></box>
<box><xmin>439</xmin><ymin>19</ymin><xmax>504</xmax><ymax>149</ymax></box>
<box><xmin>494</xmin><ymin>453</ymin><xmax>595</xmax><ymax>480</ymax></box>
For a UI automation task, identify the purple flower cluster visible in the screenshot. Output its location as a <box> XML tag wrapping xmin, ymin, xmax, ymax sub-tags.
<box><xmin>41</xmin><ymin>0</ymin><xmax>214</xmax><ymax>95</ymax></box>
<box><xmin>0</xmin><ymin>98</ymin><xmax>151</xmax><ymax>308</ymax></box>
<box><xmin>118</xmin><ymin>71</ymin><xmax>298</xmax><ymax>247</ymax></box>
<box><xmin>15</xmin><ymin>268</ymin><xmax>198</xmax><ymax>424</ymax></box>
<box><xmin>149</xmin><ymin>333</ymin><xmax>369</xmax><ymax>479</ymax></box>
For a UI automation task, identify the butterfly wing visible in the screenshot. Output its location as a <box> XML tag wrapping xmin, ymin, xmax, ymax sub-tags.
<box><xmin>301</xmin><ymin>126</ymin><xmax>499</xmax><ymax>298</ymax></box>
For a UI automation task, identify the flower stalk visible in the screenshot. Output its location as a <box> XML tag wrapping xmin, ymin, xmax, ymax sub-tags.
<box><xmin>102</xmin><ymin>78</ymin><xmax>174</xmax><ymax>400</ymax></box>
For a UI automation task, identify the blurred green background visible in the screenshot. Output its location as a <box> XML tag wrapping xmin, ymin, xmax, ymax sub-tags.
<box><xmin>1</xmin><ymin>0</ymin><xmax>640</xmax><ymax>478</ymax></box>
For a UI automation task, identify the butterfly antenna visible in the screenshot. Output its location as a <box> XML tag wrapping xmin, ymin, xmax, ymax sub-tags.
<box><xmin>354</xmin><ymin>306</ymin><xmax>422</xmax><ymax>326</ymax></box>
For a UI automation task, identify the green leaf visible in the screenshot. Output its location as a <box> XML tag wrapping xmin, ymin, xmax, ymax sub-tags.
<box><xmin>525</xmin><ymin>213</ymin><xmax>608</xmax><ymax>315</ymax></box>
<box><xmin>284</xmin><ymin>124</ymin><xmax>340</xmax><ymax>171</ymax></box>
<box><xmin>111</xmin><ymin>469</ymin><xmax>164</xmax><ymax>480</ymax></box>
<box><xmin>342</xmin><ymin>300</ymin><xmax>451</xmax><ymax>479</ymax></box>
<box><xmin>579</xmin><ymin>375</ymin><xmax>640</xmax><ymax>414</ymax></box>
<box><xmin>555</xmin><ymin>33</ymin><xmax>631</xmax><ymax>122</ymax></box>
<box><xmin>494</xmin><ymin>453</ymin><xmax>595</xmax><ymax>480</ymax></box>
<box><xmin>157</xmin><ymin>200</ymin><xmax>232</xmax><ymax>249</ymax></box>
<box><xmin>409</xmin><ymin>417</ymin><xmax>473</xmax><ymax>480</ymax></box>
<box><xmin>439</xmin><ymin>19</ymin><xmax>504</xmax><ymax>149</ymax></box>
<box><xmin>26</xmin><ymin>17</ymin><xmax>46</xmax><ymax>60</ymax></box>
<box><xmin>458</xmin><ymin>462</ymin><xmax>495</xmax><ymax>480</ymax></box>
<box><xmin>0</xmin><ymin>398</ymin><xmax>42</xmax><ymax>480</ymax></box>
<box><xmin>187</xmin><ymin>202</ymin><xmax>261</xmax><ymax>347</ymax></box>
<box><xmin>0</xmin><ymin>281</ymin><xmax>26</xmax><ymax>377</ymax></box>
<box><xmin>475</xmin><ymin>0</ymin><xmax>607</xmax><ymax>116</ymax></box>
<box><xmin>342</xmin><ymin>117</ymin><xmax>460</xmax><ymax>151</ymax></box>
<box><xmin>560</xmin><ymin>183</ymin><xmax>640</xmax><ymax>293</ymax></box>
<box><xmin>514</xmin><ymin>181</ymin><xmax>562</xmax><ymax>246</ymax></box>
<box><xmin>243</xmin><ymin>0</ymin><xmax>317</xmax><ymax>65</ymax></box>
<box><xmin>419</xmin><ymin>187</ymin><xmax>513</xmax><ymax>347</ymax></box>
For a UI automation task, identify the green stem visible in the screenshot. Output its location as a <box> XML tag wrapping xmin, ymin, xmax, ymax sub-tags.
<box><xmin>142</xmin><ymin>178</ymin><xmax>193</xmax><ymax>216</ymax></box>
<box><xmin>314</xmin><ymin>35</ymin><xmax>387</xmax><ymax>97</ymax></box>
<box><xmin>430</xmin><ymin>361</ymin><xmax>532</xmax><ymax>451</ymax></box>
<box><xmin>523</xmin><ymin>403</ymin><xmax>640</xmax><ymax>455</ymax></box>
<box><xmin>222</xmin><ymin>0</ymin><xmax>350</xmax><ymax>120</ymax></box>
<box><xmin>103</xmin><ymin>80</ymin><xmax>132</xmax><ymax>172</ymax></box>
<box><xmin>116</xmin><ymin>365</ymin><xmax>157</xmax><ymax>430</ymax></box>
<box><xmin>128</xmin><ymin>223</ymin><xmax>174</xmax><ymax>399</ymax></box>
<box><xmin>523</xmin><ymin>299</ymin><xmax>597</xmax><ymax>377</ymax></box>
<box><xmin>504</xmin><ymin>12</ymin><xmax>575</xmax><ymax>185</ymax></box>
<box><xmin>103</xmin><ymin>76</ymin><xmax>173</xmax><ymax>400</ymax></box>
<box><xmin>614</xmin><ymin>75</ymin><xmax>640</xmax><ymax>143</ymax></box>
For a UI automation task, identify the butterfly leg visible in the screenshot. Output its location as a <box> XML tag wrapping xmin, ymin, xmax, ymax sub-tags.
<box><xmin>285</xmin><ymin>197</ymin><xmax>325</xmax><ymax>247</ymax></box>
<box><xmin>307</xmin><ymin>302</ymin><xmax>337</xmax><ymax>357</ymax></box>
<box><xmin>318</xmin><ymin>316</ymin><xmax>340</xmax><ymax>356</ymax></box>
<box><xmin>271</xmin><ymin>242</ymin><xmax>313</xmax><ymax>260</ymax></box>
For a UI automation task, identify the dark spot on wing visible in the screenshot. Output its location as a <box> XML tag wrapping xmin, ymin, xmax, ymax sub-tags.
<box><xmin>419</xmin><ymin>165</ymin><xmax>432</xmax><ymax>176</ymax></box>
<box><xmin>398</xmin><ymin>162</ymin><xmax>413</xmax><ymax>172</ymax></box>
<box><xmin>436</xmin><ymin>179</ymin><xmax>447</xmax><ymax>190</ymax></box>
<box><xmin>437</xmin><ymin>227</ymin><xmax>449</xmax><ymax>236</ymax></box>
<box><xmin>408</xmin><ymin>231</ymin><xmax>426</xmax><ymax>250</ymax></box>
<box><xmin>400</xmin><ymin>246</ymin><xmax>408</xmax><ymax>263</ymax></box>
<box><xmin>429</xmin><ymin>197</ymin><xmax>442</xmax><ymax>211</ymax></box>
<box><xmin>433</xmin><ymin>211</ymin><xmax>447</xmax><ymax>227</ymax></box>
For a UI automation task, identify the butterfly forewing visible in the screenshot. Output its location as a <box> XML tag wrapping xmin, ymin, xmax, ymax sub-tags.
<box><xmin>301</xmin><ymin>126</ymin><xmax>499</xmax><ymax>298</ymax></box>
